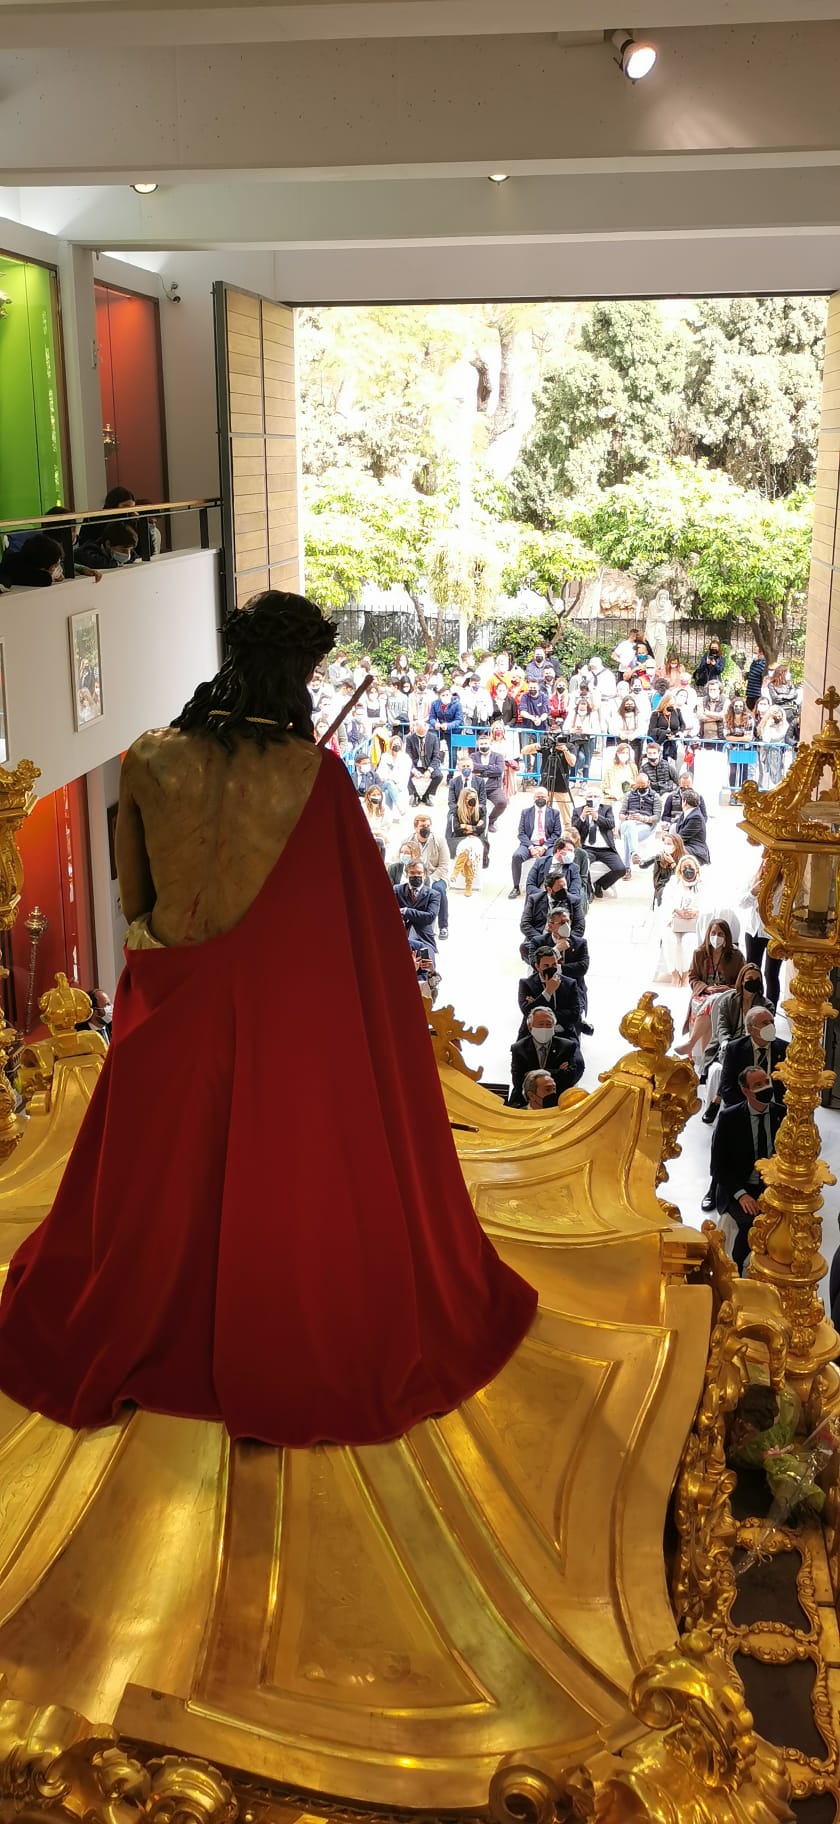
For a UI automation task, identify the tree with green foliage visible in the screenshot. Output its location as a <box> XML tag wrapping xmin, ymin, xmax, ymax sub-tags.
<box><xmin>509</xmin><ymin>301</ymin><xmax>688</xmax><ymax>523</ymax></box>
<box><xmin>574</xmin><ymin>460</ymin><xmax>812</xmax><ymax>663</ymax></box>
<box><xmin>682</xmin><ymin>296</ymin><xmax>827</xmax><ymax>497</ymax></box>
<box><xmin>500</xmin><ymin>524</ymin><xmax>600</xmax><ymax>614</ymax></box>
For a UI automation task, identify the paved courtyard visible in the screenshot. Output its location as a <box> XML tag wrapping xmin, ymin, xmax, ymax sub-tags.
<box><xmin>418</xmin><ymin>778</ymin><xmax>840</xmax><ymax>1276</ymax></box>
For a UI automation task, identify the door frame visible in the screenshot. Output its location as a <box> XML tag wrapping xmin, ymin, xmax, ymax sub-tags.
<box><xmin>94</xmin><ymin>277</ymin><xmax>171</xmax><ymax>504</ymax></box>
<box><xmin>0</xmin><ymin>244</ymin><xmax>74</xmax><ymax>516</ymax></box>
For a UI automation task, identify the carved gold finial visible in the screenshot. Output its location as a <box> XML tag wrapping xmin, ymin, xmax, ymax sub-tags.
<box><xmin>817</xmin><ymin>683</ymin><xmax>840</xmax><ymax>729</ymax></box>
<box><xmin>618</xmin><ymin>990</ymin><xmax>674</xmax><ymax>1056</ymax></box>
<box><xmin>428</xmin><ymin>1004</ymin><xmax>488</xmax><ymax>1080</ymax></box>
<box><xmin>39</xmin><ymin>972</ymin><xmax>92</xmax><ymax>1037</ymax></box>
<box><xmin>0</xmin><ymin>758</ymin><xmax>40</xmax><ymax>932</ymax></box>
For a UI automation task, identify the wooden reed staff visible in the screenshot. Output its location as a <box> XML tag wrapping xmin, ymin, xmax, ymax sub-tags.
<box><xmin>317</xmin><ymin>674</ymin><xmax>372</xmax><ymax>748</ymax></box>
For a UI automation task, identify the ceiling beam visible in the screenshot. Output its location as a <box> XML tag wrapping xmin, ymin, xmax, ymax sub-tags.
<box><xmin>2</xmin><ymin>26</ymin><xmax>840</xmax><ymax>175</ymax></box>
<box><xmin>0</xmin><ymin>0</ymin><xmax>839</xmax><ymax>43</ymax></box>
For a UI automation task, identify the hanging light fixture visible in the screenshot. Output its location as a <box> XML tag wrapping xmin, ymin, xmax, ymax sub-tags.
<box><xmin>611</xmin><ymin>30</ymin><xmax>658</xmax><ymax>79</ymax></box>
<box><xmin>488</xmin><ymin>173</ymin><xmax>510</xmax><ymax>184</ymax></box>
<box><xmin>131</xmin><ymin>182</ymin><xmax>158</xmax><ymax>195</ymax></box>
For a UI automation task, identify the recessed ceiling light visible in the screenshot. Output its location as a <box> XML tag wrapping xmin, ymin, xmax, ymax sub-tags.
<box><xmin>131</xmin><ymin>182</ymin><xmax>158</xmax><ymax>194</ymax></box>
<box><xmin>611</xmin><ymin>31</ymin><xmax>657</xmax><ymax>80</ymax></box>
<box><xmin>488</xmin><ymin>173</ymin><xmax>510</xmax><ymax>184</ymax></box>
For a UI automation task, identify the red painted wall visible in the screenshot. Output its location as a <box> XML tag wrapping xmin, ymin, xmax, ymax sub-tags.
<box><xmin>4</xmin><ymin>783</ymin><xmax>96</xmax><ymax>1035</ymax></box>
<box><xmin>95</xmin><ymin>283</ymin><xmax>167</xmax><ymax>505</ymax></box>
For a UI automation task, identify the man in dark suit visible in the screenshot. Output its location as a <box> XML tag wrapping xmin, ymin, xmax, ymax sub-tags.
<box><xmin>572</xmin><ymin>800</ymin><xmax>626</xmax><ymax>897</ymax></box>
<box><xmin>717</xmin><ymin>1006</ymin><xmax>787</xmax><ymax>1108</ymax></box>
<box><xmin>509</xmin><ymin>791</ymin><xmax>562</xmax><ymax>897</ymax></box>
<box><xmin>471</xmin><ymin>731</ymin><xmax>506</xmax><ymax>831</ymax></box>
<box><xmin>525</xmin><ymin>836</ymin><xmax>583</xmax><ymax>906</ymax></box>
<box><xmin>517</xmin><ymin>944</ymin><xmax>582</xmax><ymax>1037</ymax></box>
<box><xmin>406</xmin><ymin>721</ymin><xmax>443</xmax><ymax>804</ymax></box>
<box><xmin>521</xmin><ymin>863</ymin><xmax>585</xmax><ymax>949</ymax></box>
<box><xmin>675</xmin><ymin>789</ymin><xmax>711</xmax><ymax>865</ymax></box>
<box><xmin>711</xmin><ymin>1066</ymin><xmax>785</xmax><ymax>1272</ymax></box>
<box><xmin>508</xmin><ymin>1006</ymin><xmax>584</xmax><ymax>1107</ymax></box>
<box><xmin>393</xmin><ymin>858</ymin><xmax>438</xmax><ymax>960</ymax></box>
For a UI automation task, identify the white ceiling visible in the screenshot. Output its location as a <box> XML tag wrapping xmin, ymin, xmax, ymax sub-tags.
<box><xmin>3</xmin><ymin>6</ymin><xmax>840</xmax><ymax>299</ymax></box>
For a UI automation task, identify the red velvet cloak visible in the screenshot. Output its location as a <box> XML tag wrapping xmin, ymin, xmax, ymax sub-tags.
<box><xmin>0</xmin><ymin>753</ymin><xmax>536</xmax><ymax>1445</ymax></box>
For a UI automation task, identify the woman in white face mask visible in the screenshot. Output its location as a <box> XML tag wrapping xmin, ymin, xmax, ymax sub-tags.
<box><xmin>675</xmin><ymin>918</ymin><xmax>745</xmax><ymax>1063</ymax></box>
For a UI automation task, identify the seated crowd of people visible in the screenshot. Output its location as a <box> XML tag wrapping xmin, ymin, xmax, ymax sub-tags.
<box><xmin>0</xmin><ymin>487</ymin><xmax>161</xmax><ymax>589</ymax></box>
<box><xmin>313</xmin><ymin>633</ymin><xmax>800</xmax><ymax>1165</ymax></box>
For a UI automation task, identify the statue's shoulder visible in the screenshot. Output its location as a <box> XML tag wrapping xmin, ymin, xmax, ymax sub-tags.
<box><xmin>122</xmin><ymin>727</ymin><xmax>194</xmax><ymax>787</ymax></box>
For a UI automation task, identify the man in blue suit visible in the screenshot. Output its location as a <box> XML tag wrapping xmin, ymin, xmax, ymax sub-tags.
<box><xmin>509</xmin><ymin>789</ymin><xmax>562</xmax><ymax>897</ymax></box>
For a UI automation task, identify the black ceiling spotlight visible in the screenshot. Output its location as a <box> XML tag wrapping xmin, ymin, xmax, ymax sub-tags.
<box><xmin>610</xmin><ymin>30</ymin><xmax>658</xmax><ymax>80</ymax></box>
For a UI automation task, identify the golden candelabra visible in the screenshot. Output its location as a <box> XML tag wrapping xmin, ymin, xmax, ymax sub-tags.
<box><xmin>739</xmin><ymin>685</ymin><xmax>840</xmax><ymax>1413</ymax></box>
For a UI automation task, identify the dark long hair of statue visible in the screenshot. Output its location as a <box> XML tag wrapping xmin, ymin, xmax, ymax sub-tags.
<box><xmin>171</xmin><ymin>590</ymin><xmax>337</xmax><ymax>752</ymax></box>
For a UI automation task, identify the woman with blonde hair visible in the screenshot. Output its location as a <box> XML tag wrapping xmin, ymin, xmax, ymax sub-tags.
<box><xmin>448</xmin><ymin>784</ymin><xmax>486</xmax><ymax>897</ymax></box>
<box><xmin>601</xmin><ymin>740</ymin><xmax>636</xmax><ymax>803</ymax></box>
<box><xmin>657</xmin><ymin>852</ymin><xmax>704</xmax><ymax>984</ymax></box>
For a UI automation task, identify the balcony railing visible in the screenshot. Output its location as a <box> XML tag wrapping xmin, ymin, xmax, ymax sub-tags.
<box><xmin>0</xmin><ymin>498</ymin><xmax>222</xmax><ymax>575</ymax></box>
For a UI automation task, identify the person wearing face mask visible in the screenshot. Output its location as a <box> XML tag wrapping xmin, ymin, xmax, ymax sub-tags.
<box><xmin>508</xmin><ymin>789</ymin><xmax>562</xmax><ymax>898</ymax></box>
<box><xmin>508</xmin><ymin>1007</ymin><xmax>584</xmax><ymax>1108</ymax></box>
<box><xmin>699</xmin><ymin>678</ymin><xmax>726</xmax><ymax>741</ymax></box>
<box><xmin>471</xmin><ymin>729</ymin><xmax>506</xmax><ymax>832</ymax></box>
<box><xmin>394</xmin><ymin>859</ymin><xmax>438</xmax><ymax>961</ymax></box>
<box><xmin>76</xmin><ymin>987</ymin><xmax>114</xmax><ymax>1045</ymax></box>
<box><xmin>447</xmin><ymin>754</ymin><xmax>488</xmax><ymax>862</ymax></box>
<box><xmin>76</xmin><ymin>521</ymin><xmax>139</xmax><ymax>572</ymax></box>
<box><xmin>675</xmin><ymin>920</ymin><xmax>745</xmax><ymax>1066</ymax></box>
<box><xmin>517</xmin><ymin>944</ymin><xmax>582</xmax><ymax>1039</ymax></box>
<box><xmin>522</xmin><ymin>1070</ymin><xmax>560</xmax><ymax>1111</ymax></box>
<box><xmin>601</xmin><ymin>742</ymin><xmax>636</xmax><ymax>804</ymax></box>
<box><xmin>0</xmin><ymin>532</ymin><xmax>66</xmax><ymax>589</ymax></box>
<box><xmin>406</xmin><ymin>719</ymin><xmax>443</xmax><ymax>804</ymax></box>
<box><xmin>617</xmin><ymin>773</ymin><xmax>662</xmax><ymax>873</ymax></box>
<box><xmin>715</xmin><ymin>1004</ymin><xmax>788</xmax><ymax>1114</ymax></box>
<box><xmin>658</xmin><ymin>854</ymin><xmax>703</xmax><ymax>985</ymax></box>
<box><xmin>638</xmin><ymin>831</ymin><xmax>686</xmax><ymax>908</ymax></box>
<box><xmin>352</xmin><ymin>753</ymin><xmax>382</xmax><ymax>798</ymax></box>
<box><xmin>641</xmin><ymin>740</ymin><xmax>678</xmax><ymax>796</ymax></box>
<box><xmin>361</xmin><ymin>783</ymin><xmax>391</xmax><ymax>847</ymax></box>
<box><xmin>702</xmin><ymin>963</ymin><xmax>773</xmax><ymax>1081</ymax></box>
<box><xmin>525</xmin><ymin>646</ymin><xmax>549</xmax><ymax>684</ymax></box>
<box><xmin>662</xmin><ymin>770</ymin><xmax>706</xmax><ymax>827</ymax></box>
<box><xmin>521</xmin><ymin>864</ymin><xmax>583</xmax><ymax>955</ymax></box>
<box><xmin>525</xmin><ymin>835</ymin><xmax>582</xmax><ymax>904</ymax></box>
<box><xmin>674</xmin><ymin>788</ymin><xmax>710</xmax><ymax>866</ymax></box>
<box><xmin>572</xmin><ymin>799</ymin><xmax>625</xmax><ymax>899</ymax></box>
<box><xmin>693</xmin><ymin>637</ymin><xmax>725</xmax><ymax>690</ymax></box>
<box><xmin>412</xmin><ymin>812</ymin><xmax>450</xmax><ymax>942</ymax></box>
<box><xmin>710</xmin><ymin>1066</ymin><xmax>784</xmax><ymax>1271</ymax></box>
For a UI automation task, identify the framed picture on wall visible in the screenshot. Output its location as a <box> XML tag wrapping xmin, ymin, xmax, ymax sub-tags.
<box><xmin>69</xmin><ymin>610</ymin><xmax>103</xmax><ymax>730</ymax></box>
<box><xmin>0</xmin><ymin>642</ymin><xmax>9</xmax><ymax>765</ymax></box>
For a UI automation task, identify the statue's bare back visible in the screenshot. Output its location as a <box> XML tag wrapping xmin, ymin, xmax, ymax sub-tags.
<box><xmin>116</xmin><ymin>728</ymin><xmax>323</xmax><ymax>946</ymax></box>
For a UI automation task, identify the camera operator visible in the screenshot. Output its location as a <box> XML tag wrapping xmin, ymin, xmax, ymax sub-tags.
<box><xmin>520</xmin><ymin>719</ymin><xmax>576</xmax><ymax>831</ymax></box>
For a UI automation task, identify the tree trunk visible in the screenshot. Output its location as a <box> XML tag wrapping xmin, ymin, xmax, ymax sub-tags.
<box><xmin>754</xmin><ymin>597</ymin><xmax>782</xmax><ymax>666</ymax></box>
<box><xmin>490</xmin><ymin>320</ymin><xmax>518</xmax><ymax>443</ymax></box>
<box><xmin>408</xmin><ymin>589</ymin><xmax>436</xmax><ymax>659</ymax></box>
<box><xmin>470</xmin><ymin>357</ymin><xmax>492</xmax><ymax>413</ymax></box>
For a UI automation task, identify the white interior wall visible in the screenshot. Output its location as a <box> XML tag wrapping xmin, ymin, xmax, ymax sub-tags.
<box><xmin>1</xmin><ymin>549</ymin><xmax>221</xmax><ymax>798</ymax></box>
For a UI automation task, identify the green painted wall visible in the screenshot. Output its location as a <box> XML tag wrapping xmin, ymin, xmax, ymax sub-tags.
<box><xmin>0</xmin><ymin>254</ymin><xmax>65</xmax><ymax>522</ymax></box>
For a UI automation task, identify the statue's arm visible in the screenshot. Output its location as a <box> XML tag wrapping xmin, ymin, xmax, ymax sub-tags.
<box><xmin>115</xmin><ymin>750</ymin><xmax>155</xmax><ymax>922</ymax></box>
